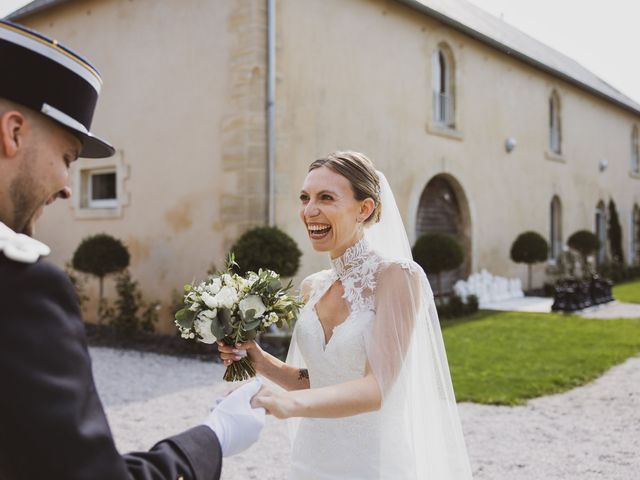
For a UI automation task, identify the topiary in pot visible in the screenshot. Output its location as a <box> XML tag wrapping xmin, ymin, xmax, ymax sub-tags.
<box><xmin>72</xmin><ymin>234</ymin><xmax>130</xmax><ymax>316</ymax></box>
<box><xmin>412</xmin><ymin>233</ymin><xmax>464</xmax><ymax>298</ymax></box>
<box><xmin>229</xmin><ymin>226</ymin><xmax>301</xmax><ymax>277</ymax></box>
<box><xmin>510</xmin><ymin>231</ymin><xmax>548</xmax><ymax>291</ymax></box>
<box><xmin>567</xmin><ymin>230</ymin><xmax>600</xmax><ymax>277</ymax></box>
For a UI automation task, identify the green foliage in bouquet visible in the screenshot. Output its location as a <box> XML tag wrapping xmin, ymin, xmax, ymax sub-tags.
<box><xmin>229</xmin><ymin>226</ymin><xmax>302</xmax><ymax>277</ymax></box>
<box><xmin>175</xmin><ymin>254</ymin><xmax>305</xmax><ymax>381</ymax></box>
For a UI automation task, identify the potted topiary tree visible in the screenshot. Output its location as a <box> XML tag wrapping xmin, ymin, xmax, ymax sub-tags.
<box><xmin>72</xmin><ymin>234</ymin><xmax>130</xmax><ymax>318</ymax></box>
<box><xmin>412</xmin><ymin>233</ymin><xmax>464</xmax><ymax>299</ymax></box>
<box><xmin>510</xmin><ymin>231</ymin><xmax>549</xmax><ymax>291</ymax></box>
<box><xmin>229</xmin><ymin>226</ymin><xmax>302</xmax><ymax>277</ymax></box>
<box><xmin>567</xmin><ymin>230</ymin><xmax>600</xmax><ymax>277</ymax></box>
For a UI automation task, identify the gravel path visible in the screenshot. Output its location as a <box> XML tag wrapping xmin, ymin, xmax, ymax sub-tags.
<box><xmin>94</xmin><ymin>347</ymin><xmax>640</xmax><ymax>480</ymax></box>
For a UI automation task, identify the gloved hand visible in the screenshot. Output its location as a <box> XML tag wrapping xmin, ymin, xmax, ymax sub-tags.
<box><xmin>203</xmin><ymin>378</ymin><xmax>266</xmax><ymax>457</ymax></box>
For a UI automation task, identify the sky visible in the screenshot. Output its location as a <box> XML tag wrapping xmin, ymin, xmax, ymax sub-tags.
<box><xmin>1</xmin><ymin>0</ymin><xmax>639</xmax><ymax>103</ymax></box>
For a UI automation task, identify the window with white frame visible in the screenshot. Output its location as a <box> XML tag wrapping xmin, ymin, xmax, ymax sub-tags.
<box><xmin>632</xmin><ymin>125</ymin><xmax>639</xmax><ymax>174</ymax></box>
<box><xmin>549</xmin><ymin>91</ymin><xmax>562</xmax><ymax>154</ymax></box>
<box><xmin>432</xmin><ymin>45</ymin><xmax>455</xmax><ymax>128</ymax></box>
<box><xmin>72</xmin><ymin>154</ymin><xmax>127</xmax><ymax>218</ymax></box>
<box><xmin>549</xmin><ymin>196</ymin><xmax>562</xmax><ymax>260</ymax></box>
<box><xmin>88</xmin><ymin>169</ymin><xmax>117</xmax><ymax>208</ymax></box>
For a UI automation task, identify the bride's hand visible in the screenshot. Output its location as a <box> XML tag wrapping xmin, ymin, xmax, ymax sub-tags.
<box><xmin>251</xmin><ymin>385</ymin><xmax>299</xmax><ymax>419</ymax></box>
<box><xmin>217</xmin><ymin>340</ymin><xmax>265</xmax><ymax>370</ymax></box>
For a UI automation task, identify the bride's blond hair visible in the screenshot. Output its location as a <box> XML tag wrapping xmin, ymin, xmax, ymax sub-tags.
<box><xmin>308</xmin><ymin>151</ymin><xmax>382</xmax><ymax>225</ymax></box>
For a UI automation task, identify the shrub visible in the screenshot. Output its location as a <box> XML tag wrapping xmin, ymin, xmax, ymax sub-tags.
<box><xmin>436</xmin><ymin>293</ymin><xmax>479</xmax><ymax>320</ymax></box>
<box><xmin>597</xmin><ymin>262</ymin><xmax>640</xmax><ymax>284</ymax></box>
<box><xmin>510</xmin><ymin>231</ymin><xmax>549</xmax><ymax>290</ymax></box>
<box><xmin>568</xmin><ymin>230</ymin><xmax>600</xmax><ymax>277</ymax></box>
<box><xmin>105</xmin><ymin>270</ymin><xmax>159</xmax><ymax>336</ymax></box>
<box><xmin>229</xmin><ymin>226</ymin><xmax>301</xmax><ymax>277</ymax></box>
<box><xmin>72</xmin><ymin>234</ymin><xmax>130</xmax><ymax>313</ymax></box>
<box><xmin>607</xmin><ymin>199</ymin><xmax>624</xmax><ymax>264</ymax></box>
<box><xmin>412</xmin><ymin>233</ymin><xmax>464</xmax><ymax>297</ymax></box>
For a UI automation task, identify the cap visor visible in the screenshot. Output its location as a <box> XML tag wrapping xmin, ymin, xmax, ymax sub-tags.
<box><xmin>77</xmin><ymin>131</ymin><xmax>116</xmax><ymax>158</ymax></box>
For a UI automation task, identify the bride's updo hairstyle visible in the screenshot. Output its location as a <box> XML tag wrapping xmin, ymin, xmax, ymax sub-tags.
<box><xmin>308</xmin><ymin>151</ymin><xmax>382</xmax><ymax>225</ymax></box>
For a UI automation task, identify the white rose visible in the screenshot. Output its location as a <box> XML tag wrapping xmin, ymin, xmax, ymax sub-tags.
<box><xmin>207</xmin><ymin>278</ymin><xmax>222</xmax><ymax>295</ymax></box>
<box><xmin>194</xmin><ymin>315</ymin><xmax>217</xmax><ymax>344</ymax></box>
<box><xmin>214</xmin><ymin>286</ymin><xmax>238</xmax><ymax>310</ymax></box>
<box><xmin>262</xmin><ymin>311</ymin><xmax>279</xmax><ymax>327</ymax></box>
<box><xmin>239</xmin><ymin>295</ymin><xmax>266</xmax><ymax>318</ymax></box>
<box><xmin>199</xmin><ymin>308</ymin><xmax>217</xmax><ymax>319</ymax></box>
<box><xmin>201</xmin><ymin>292</ymin><xmax>218</xmax><ymax>309</ymax></box>
<box><xmin>234</xmin><ymin>276</ymin><xmax>248</xmax><ymax>290</ymax></box>
<box><xmin>222</xmin><ymin>273</ymin><xmax>233</xmax><ymax>286</ymax></box>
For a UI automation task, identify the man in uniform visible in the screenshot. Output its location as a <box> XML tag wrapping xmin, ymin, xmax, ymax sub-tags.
<box><xmin>0</xmin><ymin>20</ymin><xmax>265</xmax><ymax>480</ymax></box>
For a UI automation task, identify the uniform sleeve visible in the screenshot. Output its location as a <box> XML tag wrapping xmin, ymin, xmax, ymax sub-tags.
<box><xmin>0</xmin><ymin>259</ymin><xmax>222</xmax><ymax>480</ymax></box>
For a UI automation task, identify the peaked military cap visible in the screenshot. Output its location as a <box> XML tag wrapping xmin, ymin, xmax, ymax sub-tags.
<box><xmin>0</xmin><ymin>20</ymin><xmax>114</xmax><ymax>158</ymax></box>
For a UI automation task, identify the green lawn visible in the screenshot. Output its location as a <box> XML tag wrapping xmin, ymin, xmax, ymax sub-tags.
<box><xmin>442</xmin><ymin>311</ymin><xmax>640</xmax><ymax>405</ymax></box>
<box><xmin>613</xmin><ymin>280</ymin><xmax>640</xmax><ymax>304</ymax></box>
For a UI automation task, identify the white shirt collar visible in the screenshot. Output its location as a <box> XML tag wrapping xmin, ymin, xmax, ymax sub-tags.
<box><xmin>0</xmin><ymin>222</ymin><xmax>51</xmax><ymax>264</ymax></box>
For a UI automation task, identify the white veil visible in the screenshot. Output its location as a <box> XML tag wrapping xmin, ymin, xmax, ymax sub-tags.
<box><xmin>364</xmin><ymin>171</ymin><xmax>473</xmax><ymax>478</ymax></box>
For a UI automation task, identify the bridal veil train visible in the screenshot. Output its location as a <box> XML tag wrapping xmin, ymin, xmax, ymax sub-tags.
<box><xmin>286</xmin><ymin>171</ymin><xmax>473</xmax><ymax>479</ymax></box>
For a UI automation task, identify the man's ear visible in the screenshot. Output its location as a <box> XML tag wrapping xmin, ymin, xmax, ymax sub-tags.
<box><xmin>0</xmin><ymin>110</ymin><xmax>26</xmax><ymax>158</ymax></box>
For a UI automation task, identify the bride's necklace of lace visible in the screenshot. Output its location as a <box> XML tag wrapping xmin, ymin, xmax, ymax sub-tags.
<box><xmin>326</xmin><ymin>237</ymin><xmax>380</xmax><ymax>314</ymax></box>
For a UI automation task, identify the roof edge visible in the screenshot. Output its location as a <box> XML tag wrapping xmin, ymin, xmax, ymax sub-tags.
<box><xmin>397</xmin><ymin>0</ymin><xmax>640</xmax><ymax>117</ymax></box>
<box><xmin>4</xmin><ymin>0</ymin><xmax>73</xmax><ymax>21</ymax></box>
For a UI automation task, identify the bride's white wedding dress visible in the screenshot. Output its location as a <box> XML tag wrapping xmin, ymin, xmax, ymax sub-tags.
<box><xmin>290</xmin><ymin>239</ymin><xmax>388</xmax><ymax>479</ymax></box>
<box><xmin>286</xmin><ymin>173</ymin><xmax>473</xmax><ymax>479</ymax></box>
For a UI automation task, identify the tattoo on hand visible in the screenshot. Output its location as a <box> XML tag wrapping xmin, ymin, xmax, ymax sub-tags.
<box><xmin>298</xmin><ymin>369</ymin><xmax>309</xmax><ymax>381</ymax></box>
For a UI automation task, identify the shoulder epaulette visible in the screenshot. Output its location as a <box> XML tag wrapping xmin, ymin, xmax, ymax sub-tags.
<box><xmin>0</xmin><ymin>223</ymin><xmax>50</xmax><ymax>264</ymax></box>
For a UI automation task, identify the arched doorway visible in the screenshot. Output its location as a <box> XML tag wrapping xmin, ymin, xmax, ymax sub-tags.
<box><xmin>415</xmin><ymin>174</ymin><xmax>471</xmax><ymax>296</ymax></box>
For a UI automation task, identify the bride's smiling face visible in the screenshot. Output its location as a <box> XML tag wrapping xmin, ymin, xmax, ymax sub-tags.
<box><xmin>299</xmin><ymin>166</ymin><xmax>374</xmax><ymax>259</ymax></box>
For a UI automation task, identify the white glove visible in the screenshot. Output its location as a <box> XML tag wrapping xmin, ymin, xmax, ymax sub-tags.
<box><xmin>204</xmin><ymin>378</ymin><xmax>266</xmax><ymax>457</ymax></box>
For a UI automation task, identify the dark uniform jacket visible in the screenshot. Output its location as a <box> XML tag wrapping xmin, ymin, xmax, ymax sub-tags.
<box><xmin>0</xmin><ymin>253</ymin><xmax>222</xmax><ymax>480</ymax></box>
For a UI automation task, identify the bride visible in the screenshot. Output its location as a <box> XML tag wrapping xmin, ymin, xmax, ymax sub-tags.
<box><xmin>218</xmin><ymin>151</ymin><xmax>473</xmax><ymax>479</ymax></box>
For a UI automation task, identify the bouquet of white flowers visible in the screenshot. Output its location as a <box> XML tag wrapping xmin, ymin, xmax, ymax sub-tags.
<box><xmin>175</xmin><ymin>256</ymin><xmax>304</xmax><ymax>381</ymax></box>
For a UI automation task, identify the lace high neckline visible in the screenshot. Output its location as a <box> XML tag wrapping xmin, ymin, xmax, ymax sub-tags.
<box><xmin>330</xmin><ymin>237</ymin><xmax>371</xmax><ymax>279</ymax></box>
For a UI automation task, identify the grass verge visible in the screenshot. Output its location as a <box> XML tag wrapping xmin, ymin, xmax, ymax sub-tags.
<box><xmin>443</xmin><ymin>310</ymin><xmax>640</xmax><ymax>405</ymax></box>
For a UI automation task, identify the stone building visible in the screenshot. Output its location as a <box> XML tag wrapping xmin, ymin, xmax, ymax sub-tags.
<box><xmin>7</xmin><ymin>0</ymin><xmax>640</xmax><ymax>332</ymax></box>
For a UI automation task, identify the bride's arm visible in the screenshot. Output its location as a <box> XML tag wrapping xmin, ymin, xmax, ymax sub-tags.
<box><xmin>253</xmin><ymin>263</ymin><xmax>421</xmax><ymax>419</ymax></box>
<box><xmin>252</xmin><ymin>365</ymin><xmax>381</xmax><ymax>419</ymax></box>
<box><xmin>228</xmin><ymin>342</ymin><xmax>310</xmax><ymax>391</ymax></box>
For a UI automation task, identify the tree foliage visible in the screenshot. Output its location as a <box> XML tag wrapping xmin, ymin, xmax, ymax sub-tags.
<box><xmin>229</xmin><ymin>226</ymin><xmax>301</xmax><ymax>277</ymax></box>
<box><xmin>567</xmin><ymin>230</ymin><xmax>600</xmax><ymax>258</ymax></box>
<box><xmin>72</xmin><ymin>234</ymin><xmax>130</xmax><ymax>278</ymax></box>
<box><xmin>607</xmin><ymin>199</ymin><xmax>624</xmax><ymax>264</ymax></box>
<box><xmin>510</xmin><ymin>231</ymin><xmax>549</xmax><ymax>265</ymax></box>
